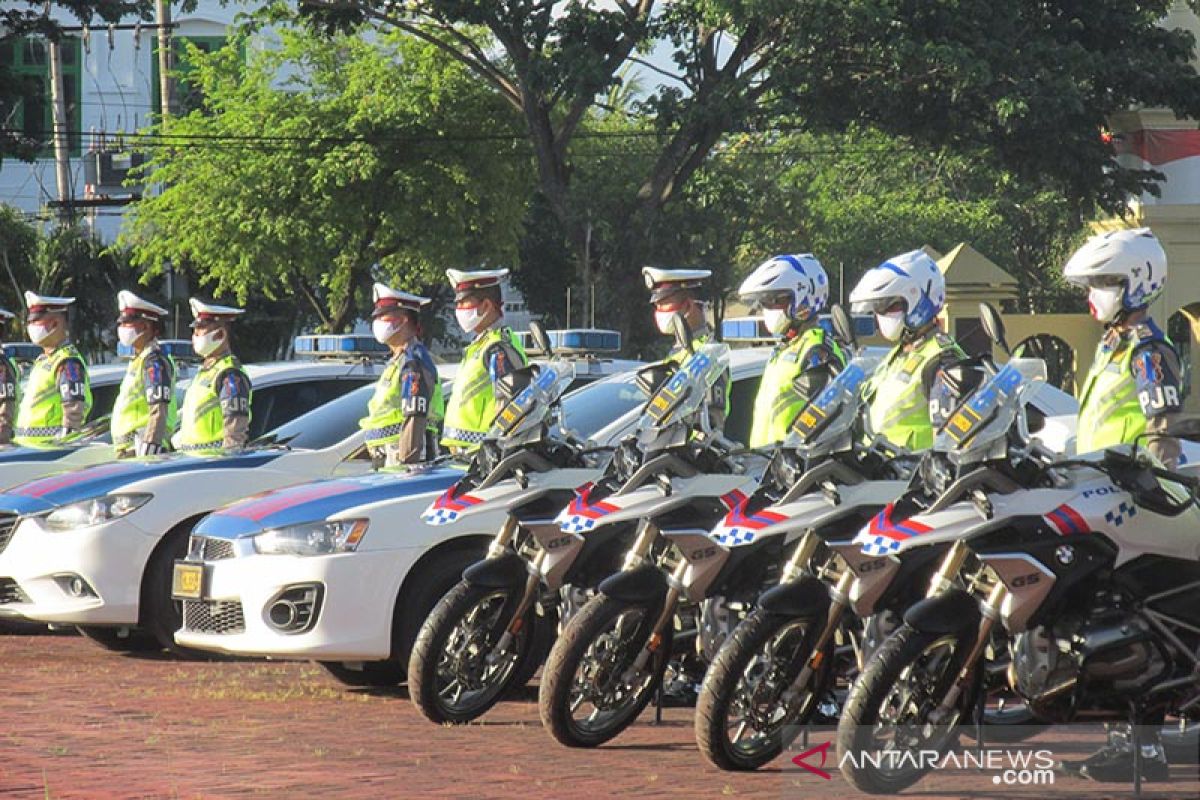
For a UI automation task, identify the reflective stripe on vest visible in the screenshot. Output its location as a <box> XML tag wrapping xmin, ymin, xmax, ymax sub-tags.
<box><xmin>749</xmin><ymin>327</ymin><xmax>845</xmax><ymax>448</ymax></box>
<box><xmin>1076</xmin><ymin>338</ymin><xmax>1145</xmax><ymax>453</ymax></box>
<box><xmin>865</xmin><ymin>334</ymin><xmax>960</xmax><ymax>451</ymax></box>
<box><xmin>14</xmin><ymin>344</ymin><xmax>92</xmax><ymax>446</ymax></box>
<box><xmin>111</xmin><ymin>346</ymin><xmax>179</xmax><ymax>448</ymax></box>
<box><xmin>172</xmin><ymin>355</ymin><xmax>250</xmax><ymax>453</ymax></box>
<box><xmin>360</xmin><ymin>351</ymin><xmax>445</xmax><ymax>447</ymax></box>
<box><xmin>441</xmin><ymin>328</ymin><xmax>527</xmax><ymax>450</ymax></box>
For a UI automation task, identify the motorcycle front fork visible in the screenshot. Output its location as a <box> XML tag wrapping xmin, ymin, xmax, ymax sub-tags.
<box><xmin>486</xmin><ymin>514</ymin><xmax>542</xmax><ymax>659</ymax></box>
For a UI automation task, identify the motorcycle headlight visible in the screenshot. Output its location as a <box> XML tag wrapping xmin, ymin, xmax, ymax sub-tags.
<box><xmin>43</xmin><ymin>493</ymin><xmax>153</xmax><ymax>532</ymax></box>
<box><xmin>252</xmin><ymin>519</ymin><xmax>369</xmax><ymax>557</ymax></box>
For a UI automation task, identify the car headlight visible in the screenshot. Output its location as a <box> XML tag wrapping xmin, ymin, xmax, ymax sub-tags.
<box><xmin>252</xmin><ymin>519</ymin><xmax>369</xmax><ymax>557</ymax></box>
<box><xmin>43</xmin><ymin>493</ymin><xmax>153</xmax><ymax>532</ymax></box>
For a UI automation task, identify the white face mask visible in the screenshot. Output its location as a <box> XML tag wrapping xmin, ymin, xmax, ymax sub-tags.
<box><xmin>192</xmin><ymin>328</ymin><xmax>225</xmax><ymax>358</ymax></box>
<box><xmin>372</xmin><ymin>318</ymin><xmax>403</xmax><ymax>345</ymax></box>
<box><xmin>456</xmin><ymin>305</ymin><xmax>485</xmax><ymax>335</ymax></box>
<box><xmin>1088</xmin><ymin>285</ymin><xmax>1124</xmax><ymax>323</ymax></box>
<box><xmin>654</xmin><ymin>310</ymin><xmax>677</xmax><ymax>335</ymax></box>
<box><xmin>27</xmin><ymin>322</ymin><xmax>53</xmax><ymax>345</ymax></box>
<box><xmin>762</xmin><ymin>308</ymin><xmax>792</xmax><ymax>335</ymax></box>
<box><xmin>876</xmin><ymin>311</ymin><xmax>906</xmax><ymax>342</ymax></box>
<box><xmin>117</xmin><ymin>325</ymin><xmax>140</xmax><ymax>347</ymax></box>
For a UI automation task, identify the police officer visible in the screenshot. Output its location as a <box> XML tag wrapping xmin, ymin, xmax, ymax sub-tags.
<box><xmin>1066</xmin><ymin>227</ymin><xmax>1189</xmax><ymax>468</ymax></box>
<box><xmin>0</xmin><ymin>308</ymin><xmax>21</xmax><ymax>445</ymax></box>
<box><xmin>14</xmin><ymin>292</ymin><xmax>91</xmax><ymax>447</ymax></box>
<box><xmin>360</xmin><ymin>283</ymin><xmax>444</xmax><ymax>468</ymax></box>
<box><xmin>172</xmin><ymin>299</ymin><xmax>252</xmax><ymax>453</ymax></box>
<box><xmin>849</xmin><ymin>250</ymin><xmax>963</xmax><ymax>450</ymax></box>
<box><xmin>642</xmin><ymin>267</ymin><xmax>730</xmax><ymax>431</ymax></box>
<box><xmin>1059</xmin><ymin>228</ymin><xmax>1186</xmax><ymax>783</ymax></box>
<box><xmin>112</xmin><ymin>291</ymin><xmax>178</xmax><ymax>458</ymax></box>
<box><xmin>738</xmin><ymin>255</ymin><xmax>846</xmax><ymax>448</ymax></box>
<box><xmin>441</xmin><ymin>269</ymin><xmax>528</xmax><ymax>453</ymax></box>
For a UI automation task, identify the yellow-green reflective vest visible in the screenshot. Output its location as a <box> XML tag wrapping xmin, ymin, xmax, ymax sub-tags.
<box><xmin>864</xmin><ymin>332</ymin><xmax>961</xmax><ymax>451</ymax></box>
<box><xmin>172</xmin><ymin>355</ymin><xmax>251</xmax><ymax>453</ymax></box>
<box><xmin>442</xmin><ymin>327</ymin><xmax>526</xmax><ymax>450</ymax></box>
<box><xmin>360</xmin><ymin>348</ymin><xmax>445</xmax><ymax>447</ymax></box>
<box><xmin>111</xmin><ymin>345</ymin><xmax>179</xmax><ymax>452</ymax></box>
<box><xmin>749</xmin><ymin>327</ymin><xmax>846</xmax><ymax>448</ymax></box>
<box><xmin>1076</xmin><ymin>333</ymin><xmax>1161</xmax><ymax>453</ymax></box>
<box><xmin>14</xmin><ymin>344</ymin><xmax>92</xmax><ymax>446</ymax></box>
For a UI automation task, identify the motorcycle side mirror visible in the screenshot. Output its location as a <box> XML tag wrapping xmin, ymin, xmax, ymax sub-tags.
<box><xmin>830</xmin><ymin>303</ymin><xmax>857</xmax><ymax>351</ymax></box>
<box><xmin>527</xmin><ymin>319</ymin><xmax>554</xmax><ymax>357</ymax></box>
<box><xmin>979</xmin><ymin>301</ymin><xmax>1010</xmax><ymax>356</ymax></box>
<box><xmin>670</xmin><ymin>312</ymin><xmax>694</xmax><ymax>354</ymax></box>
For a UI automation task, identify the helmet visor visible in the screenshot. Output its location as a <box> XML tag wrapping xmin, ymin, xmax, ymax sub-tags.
<box><xmin>1069</xmin><ymin>273</ymin><xmax>1126</xmax><ymax>290</ymax></box>
<box><xmin>743</xmin><ymin>290</ymin><xmax>793</xmax><ymax>311</ymax></box>
<box><xmin>851</xmin><ymin>296</ymin><xmax>905</xmax><ymax>316</ymax></box>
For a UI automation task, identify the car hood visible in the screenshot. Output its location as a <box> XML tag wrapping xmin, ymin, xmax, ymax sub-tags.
<box><xmin>194</xmin><ymin>467</ymin><xmax>463</xmax><ymax>539</ymax></box>
<box><xmin>0</xmin><ymin>444</ymin><xmax>97</xmax><ymax>464</ymax></box>
<box><xmin>0</xmin><ymin>450</ymin><xmax>289</xmax><ymax>514</ymax></box>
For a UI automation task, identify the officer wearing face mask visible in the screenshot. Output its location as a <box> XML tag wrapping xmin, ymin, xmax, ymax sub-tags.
<box><xmin>642</xmin><ymin>267</ymin><xmax>731</xmax><ymax>431</ymax></box>
<box><xmin>172</xmin><ymin>299</ymin><xmax>252</xmax><ymax>453</ymax></box>
<box><xmin>0</xmin><ymin>308</ymin><xmax>21</xmax><ymax>446</ymax></box>
<box><xmin>849</xmin><ymin>250</ymin><xmax>963</xmax><ymax>451</ymax></box>
<box><xmin>111</xmin><ymin>291</ymin><xmax>178</xmax><ymax>458</ymax></box>
<box><xmin>441</xmin><ymin>269</ymin><xmax>528</xmax><ymax>453</ymax></box>
<box><xmin>14</xmin><ymin>292</ymin><xmax>92</xmax><ymax>447</ymax></box>
<box><xmin>738</xmin><ymin>254</ymin><xmax>847</xmax><ymax>448</ymax></box>
<box><xmin>1064</xmin><ymin>227</ymin><xmax>1190</xmax><ymax>469</ymax></box>
<box><xmin>360</xmin><ymin>283</ymin><xmax>443</xmax><ymax>468</ymax></box>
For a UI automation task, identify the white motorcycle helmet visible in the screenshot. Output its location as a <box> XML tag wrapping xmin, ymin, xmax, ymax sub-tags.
<box><xmin>1062</xmin><ymin>227</ymin><xmax>1167</xmax><ymax>323</ymax></box>
<box><xmin>849</xmin><ymin>250</ymin><xmax>946</xmax><ymax>342</ymax></box>
<box><xmin>738</xmin><ymin>254</ymin><xmax>830</xmax><ymax>335</ymax></box>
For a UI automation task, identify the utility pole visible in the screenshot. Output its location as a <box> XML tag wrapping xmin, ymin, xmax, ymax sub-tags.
<box><xmin>155</xmin><ymin>0</ymin><xmax>176</xmax><ymax>123</ymax></box>
<box><xmin>47</xmin><ymin>37</ymin><xmax>73</xmax><ymax>225</ymax></box>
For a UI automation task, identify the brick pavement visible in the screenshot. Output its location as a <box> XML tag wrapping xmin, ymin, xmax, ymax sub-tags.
<box><xmin>0</xmin><ymin>634</ymin><xmax>1194</xmax><ymax>799</ymax></box>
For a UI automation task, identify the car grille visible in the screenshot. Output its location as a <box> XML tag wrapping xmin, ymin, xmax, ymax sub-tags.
<box><xmin>0</xmin><ymin>515</ymin><xmax>19</xmax><ymax>555</ymax></box>
<box><xmin>182</xmin><ymin>599</ymin><xmax>245</xmax><ymax>634</ymax></box>
<box><xmin>188</xmin><ymin>535</ymin><xmax>236</xmax><ymax>561</ymax></box>
<box><xmin>0</xmin><ymin>577</ymin><xmax>29</xmax><ymax>605</ymax></box>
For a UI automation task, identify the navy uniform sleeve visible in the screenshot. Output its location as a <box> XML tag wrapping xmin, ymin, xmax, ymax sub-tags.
<box><xmin>57</xmin><ymin>357</ymin><xmax>88</xmax><ymax>401</ymax></box>
<box><xmin>1132</xmin><ymin>340</ymin><xmax>1184</xmax><ymax>419</ymax></box>
<box><xmin>399</xmin><ymin>357</ymin><xmax>433</xmax><ymax>417</ymax></box>
<box><xmin>216</xmin><ymin>369</ymin><xmax>252</xmax><ymax>417</ymax></box>
<box><xmin>142</xmin><ymin>353</ymin><xmax>174</xmax><ymax>405</ymax></box>
<box><xmin>0</xmin><ymin>357</ymin><xmax>17</xmax><ymax>400</ymax></box>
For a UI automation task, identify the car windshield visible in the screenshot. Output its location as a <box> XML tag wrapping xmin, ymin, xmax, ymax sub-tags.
<box><xmin>559</xmin><ymin>374</ymin><xmax>647</xmax><ymax>439</ymax></box>
<box><xmin>260</xmin><ymin>384</ymin><xmax>373</xmax><ymax>450</ymax></box>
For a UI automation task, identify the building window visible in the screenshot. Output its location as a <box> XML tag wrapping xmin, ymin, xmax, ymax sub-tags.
<box><xmin>0</xmin><ymin>36</ymin><xmax>83</xmax><ymax>157</ymax></box>
<box><xmin>151</xmin><ymin>36</ymin><xmax>229</xmax><ymax>116</ymax></box>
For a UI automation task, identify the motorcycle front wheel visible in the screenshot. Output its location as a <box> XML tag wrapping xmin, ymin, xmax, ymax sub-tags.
<box><xmin>407</xmin><ymin>580</ymin><xmax>534</xmax><ymax>724</ymax></box>
<box><xmin>694</xmin><ymin>608</ymin><xmax>830</xmax><ymax>771</ymax></box>
<box><xmin>538</xmin><ymin>593</ymin><xmax>672</xmax><ymax>748</ymax></box>
<box><xmin>836</xmin><ymin>623</ymin><xmax>969</xmax><ymax>794</ymax></box>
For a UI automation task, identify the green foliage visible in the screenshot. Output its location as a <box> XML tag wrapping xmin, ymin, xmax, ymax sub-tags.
<box><xmin>120</xmin><ymin>20</ymin><xmax>532</xmax><ymax>334</ymax></box>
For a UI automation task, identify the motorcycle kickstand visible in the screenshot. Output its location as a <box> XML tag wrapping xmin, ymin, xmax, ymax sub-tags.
<box><xmin>1128</xmin><ymin>699</ymin><xmax>1142</xmax><ymax>800</ymax></box>
<box><xmin>973</xmin><ymin>688</ymin><xmax>986</xmax><ymax>768</ymax></box>
<box><xmin>655</xmin><ymin>684</ymin><xmax>664</xmax><ymax>724</ymax></box>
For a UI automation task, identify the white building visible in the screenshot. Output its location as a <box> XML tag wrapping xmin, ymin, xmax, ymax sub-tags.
<box><xmin>0</xmin><ymin>1</ymin><xmax>248</xmax><ymax>240</ymax></box>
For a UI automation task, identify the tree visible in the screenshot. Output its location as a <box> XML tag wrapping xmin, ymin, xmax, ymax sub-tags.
<box><xmin>293</xmin><ymin>0</ymin><xmax>1200</xmax><ymax>350</ymax></box>
<box><xmin>119</xmin><ymin>21</ymin><xmax>533</xmax><ymax>333</ymax></box>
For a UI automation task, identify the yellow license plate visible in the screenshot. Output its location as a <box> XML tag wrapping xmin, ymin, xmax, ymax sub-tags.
<box><xmin>172</xmin><ymin>562</ymin><xmax>205</xmax><ymax>600</ymax></box>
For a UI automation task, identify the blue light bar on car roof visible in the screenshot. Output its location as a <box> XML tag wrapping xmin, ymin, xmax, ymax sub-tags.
<box><xmin>293</xmin><ymin>334</ymin><xmax>389</xmax><ymax>357</ymax></box>
<box><xmin>549</xmin><ymin>329</ymin><xmax>621</xmax><ymax>354</ymax></box>
<box><xmin>116</xmin><ymin>339</ymin><xmax>197</xmax><ymax>360</ymax></box>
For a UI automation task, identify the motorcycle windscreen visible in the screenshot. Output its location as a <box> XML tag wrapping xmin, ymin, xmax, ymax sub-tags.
<box><xmin>935</xmin><ymin>358</ymin><xmax>1046</xmax><ymax>461</ymax></box>
<box><xmin>638</xmin><ymin>342</ymin><xmax>730</xmax><ymax>431</ymax></box>
<box><xmin>489</xmin><ymin>360</ymin><xmax>575</xmax><ymax>440</ymax></box>
<box><xmin>784</xmin><ymin>354</ymin><xmax>881</xmax><ymax>449</ymax></box>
